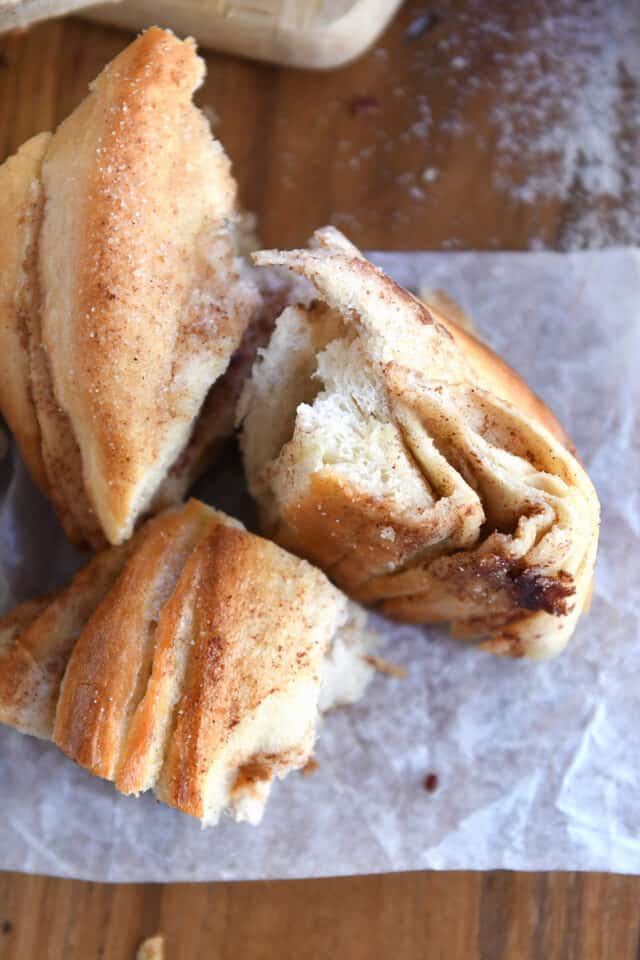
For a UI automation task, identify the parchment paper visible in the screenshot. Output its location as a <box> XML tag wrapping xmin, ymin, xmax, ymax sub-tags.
<box><xmin>1</xmin><ymin>249</ymin><xmax>638</xmax><ymax>881</ymax></box>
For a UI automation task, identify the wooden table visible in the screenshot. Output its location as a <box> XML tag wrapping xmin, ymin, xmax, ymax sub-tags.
<box><xmin>1</xmin><ymin>2</ymin><xmax>638</xmax><ymax>957</ymax></box>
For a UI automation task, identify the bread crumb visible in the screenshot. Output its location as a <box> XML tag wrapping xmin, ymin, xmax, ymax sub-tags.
<box><xmin>137</xmin><ymin>935</ymin><xmax>164</xmax><ymax>960</ymax></box>
<box><xmin>363</xmin><ymin>655</ymin><xmax>407</xmax><ymax>679</ymax></box>
<box><xmin>424</xmin><ymin>773</ymin><xmax>439</xmax><ymax>793</ymax></box>
<box><xmin>302</xmin><ymin>757</ymin><xmax>319</xmax><ymax>775</ymax></box>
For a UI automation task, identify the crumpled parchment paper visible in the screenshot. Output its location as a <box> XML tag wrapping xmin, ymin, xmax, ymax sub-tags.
<box><xmin>1</xmin><ymin>248</ymin><xmax>638</xmax><ymax>881</ymax></box>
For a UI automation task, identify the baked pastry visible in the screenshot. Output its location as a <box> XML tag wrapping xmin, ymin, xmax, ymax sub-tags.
<box><xmin>0</xmin><ymin>28</ymin><xmax>260</xmax><ymax>548</ymax></box>
<box><xmin>0</xmin><ymin>499</ymin><xmax>374</xmax><ymax>825</ymax></box>
<box><xmin>239</xmin><ymin>227</ymin><xmax>600</xmax><ymax>659</ymax></box>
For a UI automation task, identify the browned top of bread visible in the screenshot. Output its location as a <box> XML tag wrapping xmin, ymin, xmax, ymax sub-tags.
<box><xmin>0</xmin><ymin>29</ymin><xmax>257</xmax><ymax>548</ymax></box>
<box><xmin>0</xmin><ymin>131</ymin><xmax>104</xmax><ymax>546</ymax></box>
<box><xmin>39</xmin><ymin>28</ymin><xmax>257</xmax><ymax>545</ymax></box>
<box><xmin>52</xmin><ymin>501</ymin><xmax>211</xmax><ymax>778</ymax></box>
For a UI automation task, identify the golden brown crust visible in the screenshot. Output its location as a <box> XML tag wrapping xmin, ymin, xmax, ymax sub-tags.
<box><xmin>0</xmin><ymin>542</ymin><xmax>133</xmax><ymax>738</ymax></box>
<box><xmin>54</xmin><ymin>500</ymin><xmax>211</xmax><ymax>777</ymax></box>
<box><xmin>0</xmin><ymin>130</ymin><xmax>102</xmax><ymax>545</ymax></box>
<box><xmin>39</xmin><ymin>28</ymin><xmax>256</xmax><ymax>545</ymax></box>
<box><xmin>154</xmin><ymin>520</ymin><xmax>333</xmax><ymax>819</ymax></box>
<box><xmin>27</xmin><ymin>293</ymin><xmax>104</xmax><ymax>547</ymax></box>
<box><xmin>0</xmin><ymin>29</ymin><xmax>257</xmax><ymax>548</ymax></box>
<box><xmin>417</xmin><ymin>287</ymin><xmax>477</xmax><ymax>335</ymax></box>
<box><xmin>272</xmin><ymin>471</ymin><xmax>449</xmax><ymax>593</ymax></box>
<box><xmin>0</xmin><ymin>596</ymin><xmax>52</xmax><ymax>657</ymax></box>
<box><xmin>113</xmin><ymin>511</ymin><xmax>216</xmax><ymax>798</ymax></box>
<box><xmin>0</xmin><ymin>133</ymin><xmax>51</xmax><ymax>495</ymax></box>
<box><xmin>431</xmin><ymin>309</ymin><xmax>573</xmax><ymax>451</ymax></box>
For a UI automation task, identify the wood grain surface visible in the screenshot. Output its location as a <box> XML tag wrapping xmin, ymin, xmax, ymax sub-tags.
<box><xmin>3</xmin><ymin>0</ymin><xmax>629</xmax><ymax>252</ymax></box>
<box><xmin>2</xmin><ymin>870</ymin><xmax>640</xmax><ymax>959</ymax></box>
<box><xmin>0</xmin><ymin>2</ymin><xmax>638</xmax><ymax>958</ymax></box>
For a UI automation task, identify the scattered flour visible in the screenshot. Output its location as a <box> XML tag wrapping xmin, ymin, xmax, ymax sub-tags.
<box><xmin>417</xmin><ymin>0</ymin><xmax>639</xmax><ymax>247</ymax></box>
<box><xmin>255</xmin><ymin>0</ymin><xmax>639</xmax><ymax>250</ymax></box>
<box><xmin>485</xmin><ymin>0</ymin><xmax>640</xmax><ymax>242</ymax></box>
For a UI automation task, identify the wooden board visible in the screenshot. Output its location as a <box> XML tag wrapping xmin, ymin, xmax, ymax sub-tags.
<box><xmin>0</xmin><ymin>2</ymin><xmax>638</xmax><ymax>958</ymax></box>
<box><xmin>0</xmin><ymin>3</ymin><xmax>610</xmax><ymax>253</ymax></box>
<box><xmin>2</xmin><ymin>870</ymin><xmax>640</xmax><ymax>959</ymax></box>
<box><xmin>0</xmin><ymin>0</ymin><xmax>404</xmax><ymax>68</ymax></box>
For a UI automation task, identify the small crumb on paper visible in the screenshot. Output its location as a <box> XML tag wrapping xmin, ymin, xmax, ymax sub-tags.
<box><xmin>424</xmin><ymin>773</ymin><xmax>439</xmax><ymax>793</ymax></box>
<box><xmin>137</xmin><ymin>935</ymin><xmax>164</xmax><ymax>960</ymax></box>
<box><xmin>363</xmin><ymin>654</ymin><xmax>407</xmax><ymax>680</ymax></box>
<box><xmin>303</xmin><ymin>757</ymin><xmax>319</xmax><ymax>776</ymax></box>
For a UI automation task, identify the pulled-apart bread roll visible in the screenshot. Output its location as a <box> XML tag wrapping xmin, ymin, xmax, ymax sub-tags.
<box><xmin>0</xmin><ymin>499</ymin><xmax>374</xmax><ymax>825</ymax></box>
<box><xmin>0</xmin><ymin>28</ymin><xmax>260</xmax><ymax>548</ymax></box>
<box><xmin>239</xmin><ymin>227</ymin><xmax>600</xmax><ymax>659</ymax></box>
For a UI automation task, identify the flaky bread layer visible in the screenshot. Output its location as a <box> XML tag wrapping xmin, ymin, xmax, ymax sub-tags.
<box><xmin>240</xmin><ymin>227</ymin><xmax>600</xmax><ymax>659</ymax></box>
<box><xmin>0</xmin><ymin>133</ymin><xmax>51</xmax><ymax>497</ymax></box>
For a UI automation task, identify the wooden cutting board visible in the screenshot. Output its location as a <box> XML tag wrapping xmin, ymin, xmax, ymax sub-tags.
<box><xmin>0</xmin><ymin>0</ymin><xmax>404</xmax><ymax>67</ymax></box>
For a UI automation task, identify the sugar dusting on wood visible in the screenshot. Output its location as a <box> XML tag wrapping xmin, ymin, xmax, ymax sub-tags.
<box><xmin>484</xmin><ymin>0</ymin><xmax>640</xmax><ymax>247</ymax></box>
<box><xmin>406</xmin><ymin>0</ymin><xmax>639</xmax><ymax>247</ymax></box>
<box><xmin>137</xmin><ymin>934</ymin><xmax>164</xmax><ymax>960</ymax></box>
<box><xmin>269</xmin><ymin>0</ymin><xmax>638</xmax><ymax>250</ymax></box>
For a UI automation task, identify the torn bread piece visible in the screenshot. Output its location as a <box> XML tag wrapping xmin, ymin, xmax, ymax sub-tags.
<box><xmin>239</xmin><ymin>227</ymin><xmax>600</xmax><ymax>659</ymax></box>
<box><xmin>0</xmin><ymin>499</ymin><xmax>374</xmax><ymax>825</ymax></box>
<box><xmin>0</xmin><ymin>28</ymin><xmax>259</xmax><ymax>548</ymax></box>
<box><xmin>137</xmin><ymin>935</ymin><xmax>165</xmax><ymax>960</ymax></box>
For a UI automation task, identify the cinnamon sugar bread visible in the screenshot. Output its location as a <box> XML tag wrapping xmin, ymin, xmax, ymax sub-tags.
<box><xmin>0</xmin><ymin>499</ymin><xmax>374</xmax><ymax>825</ymax></box>
<box><xmin>239</xmin><ymin>227</ymin><xmax>600</xmax><ymax>659</ymax></box>
<box><xmin>0</xmin><ymin>28</ymin><xmax>259</xmax><ymax>548</ymax></box>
